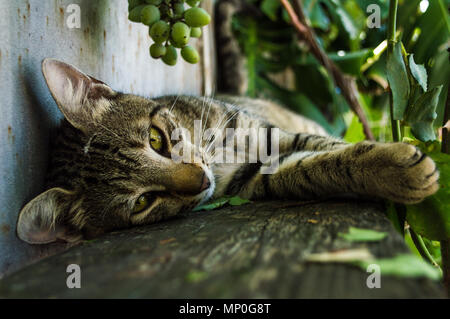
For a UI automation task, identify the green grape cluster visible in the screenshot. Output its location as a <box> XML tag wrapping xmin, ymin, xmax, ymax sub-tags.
<box><xmin>128</xmin><ymin>0</ymin><xmax>211</xmax><ymax>66</ymax></box>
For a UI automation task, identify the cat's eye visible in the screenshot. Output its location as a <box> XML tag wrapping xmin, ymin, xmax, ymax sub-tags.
<box><xmin>132</xmin><ymin>194</ymin><xmax>153</xmax><ymax>214</ymax></box>
<box><xmin>149</xmin><ymin>127</ymin><xmax>164</xmax><ymax>152</ymax></box>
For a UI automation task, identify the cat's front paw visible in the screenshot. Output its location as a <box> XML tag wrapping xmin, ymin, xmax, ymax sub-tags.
<box><xmin>371</xmin><ymin>142</ymin><xmax>439</xmax><ymax>204</ymax></box>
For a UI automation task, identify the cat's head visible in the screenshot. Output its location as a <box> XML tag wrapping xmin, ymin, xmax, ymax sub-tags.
<box><xmin>16</xmin><ymin>59</ymin><xmax>214</xmax><ymax>244</ymax></box>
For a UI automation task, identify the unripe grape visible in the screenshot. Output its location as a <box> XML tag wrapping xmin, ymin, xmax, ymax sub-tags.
<box><xmin>129</xmin><ymin>0</ymin><xmax>144</xmax><ymax>11</ymax></box>
<box><xmin>128</xmin><ymin>5</ymin><xmax>146</xmax><ymax>22</ymax></box>
<box><xmin>190</xmin><ymin>27</ymin><xmax>202</xmax><ymax>38</ymax></box>
<box><xmin>184</xmin><ymin>7</ymin><xmax>211</xmax><ymax>27</ymax></box>
<box><xmin>141</xmin><ymin>5</ymin><xmax>160</xmax><ymax>26</ymax></box>
<box><xmin>181</xmin><ymin>46</ymin><xmax>199</xmax><ymax>64</ymax></box>
<box><xmin>171</xmin><ymin>22</ymin><xmax>190</xmax><ymax>47</ymax></box>
<box><xmin>150</xmin><ymin>43</ymin><xmax>167</xmax><ymax>58</ymax></box>
<box><xmin>173</xmin><ymin>3</ymin><xmax>185</xmax><ymax>18</ymax></box>
<box><xmin>149</xmin><ymin>20</ymin><xmax>170</xmax><ymax>43</ymax></box>
<box><xmin>162</xmin><ymin>45</ymin><xmax>178</xmax><ymax>66</ymax></box>
<box><xmin>186</xmin><ymin>0</ymin><xmax>200</xmax><ymax>7</ymax></box>
<box><xmin>145</xmin><ymin>0</ymin><xmax>163</xmax><ymax>5</ymax></box>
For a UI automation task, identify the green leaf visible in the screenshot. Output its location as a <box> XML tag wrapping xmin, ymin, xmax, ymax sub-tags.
<box><xmin>193</xmin><ymin>197</ymin><xmax>229</xmax><ymax>212</ymax></box>
<box><xmin>386</xmin><ymin>41</ymin><xmax>410</xmax><ymax>120</ymax></box>
<box><xmin>260</xmin><ymin>0</ymin><xmax>281</xmax><ymax>21</ymax></box>
<box><xmin>329</xmin><ymin>49</ymin><xmax>374</xmax><ymax>76</ymax></box>
<box><xmin>293</xmin><ymin>63</ymin><xmax>334</xmax><ymax>107</ymax></box>
<box><xmin>328</xmin><ymin>0</ymin><xmax>359</xmax><ymax>40</ymax></box>
<box><xmin>303</xmin><ymin>0</ymin><xmax>330</xmax><ymax>30</ymax></box>
<box><xmin>406</xmin><ymin>141</ymin><xmax>450</xmax><ymax>240</ymax></box>
<box><xmin>328</xmin><ymin>49</ymin><xmax>373</xmax><ymax>76</ymax></box>
<box><xmin>193</xmin><ymin>196</ymin><xmax>251</xmax><ymax>211</ymax></box>
<box><xmin>354</xmin><ymin>254</ymin><xmax>441</xmax><ymax>280</ymax></box>
<box><xmin>405</xmin><ymin>86</ymin><xmax>442</xmax><ymax>141</ymax></box>
<box><xmin>339</xmin><ymin>227</ymin><xmax>388</xmax><ymax>242</ymax></box>
<box><xmin>228</xmin><ymin>196</ymin><xmax>251</xmax><ymax>206</ymax></box>
<box><xmin>408</xmin><ymin>54</ymin><xmax>428</xmax><ymax>92</ymax></box>
<box><xmin>343</xmin><ymin>114</ymin><xmax>365</xmax><ymax>143</ymax></box>
<box><xmin>411</xmin><ymin>0</ymin><xmax>450</xmax><ymax>65</ymax></box>
<box><xmin>185</xmin><ymin>270</ymin><xmax>207</xmax><ymax>282</ymax></box>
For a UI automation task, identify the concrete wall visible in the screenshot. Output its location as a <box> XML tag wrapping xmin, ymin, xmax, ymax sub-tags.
<box><xmin>0</xmin><ymin>0</ymin><xmax>215</xmax><ymax>277</ymax></box>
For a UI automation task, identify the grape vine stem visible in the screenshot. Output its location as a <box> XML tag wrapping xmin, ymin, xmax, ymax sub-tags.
<box><xmin>279</xmin><ymin>0</ymin><xmax>374</xmax><ymax>140</ymax></box>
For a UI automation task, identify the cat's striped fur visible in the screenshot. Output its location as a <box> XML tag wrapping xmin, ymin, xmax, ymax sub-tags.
<box><xmin>16</xmin><ymin>59</ymin><xmax>439</xmax><ymax>244</ymax></box>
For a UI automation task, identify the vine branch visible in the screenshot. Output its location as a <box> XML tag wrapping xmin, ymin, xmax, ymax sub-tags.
<box><xmin>280</xmin><ymin>0</ymin><xmax>375</xmax><ymax>140</ymax></box>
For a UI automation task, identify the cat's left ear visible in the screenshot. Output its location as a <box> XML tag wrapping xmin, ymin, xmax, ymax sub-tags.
<box><xmin>16</xmin><ymin>188</ymin><xmax>82</xmax><ymax>244</ymax></box>
<box><xmin>42</xmin><ymin>58</ymin><xmax>116</xmax><ymax>133</ymax></box>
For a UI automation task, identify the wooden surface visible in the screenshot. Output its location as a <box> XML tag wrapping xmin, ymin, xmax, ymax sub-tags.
<box><xmin>0</xmin><ymin>200</ymin><xmax>445</xmax><ymax>298</ymax></box>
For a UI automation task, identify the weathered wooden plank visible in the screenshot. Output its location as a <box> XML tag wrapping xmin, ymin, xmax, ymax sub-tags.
<box><xmin>0</xmin><ymin>200</ymin><xmax>445</xmax><ymax>298</ymax></box>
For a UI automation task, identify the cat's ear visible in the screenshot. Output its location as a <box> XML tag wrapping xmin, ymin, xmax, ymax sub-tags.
<box><xmin>17</xmin><ymin>188</ymin><xmax>82</xmax><ymax>244</ymax></box>
<box><xmin>42</xmin><ymin>58</ymin><xmax>116</xmax><ymax>133</ymax></box>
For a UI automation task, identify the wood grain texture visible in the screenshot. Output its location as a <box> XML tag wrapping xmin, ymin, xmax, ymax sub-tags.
<box><xmin>0</xmin><ymin>200</ymin><xmax>445</xmax><ymax>298</ymax></box>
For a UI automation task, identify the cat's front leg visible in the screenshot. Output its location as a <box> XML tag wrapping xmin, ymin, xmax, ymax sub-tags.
<box><xmin>226</xmin><ymin>142</ymin><xmax>439</xmax><ymax>204</ymax></box>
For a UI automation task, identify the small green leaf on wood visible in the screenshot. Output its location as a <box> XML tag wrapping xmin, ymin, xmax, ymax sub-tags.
<box><xmin>409</xmin><ymin>54</ymin><xmax>428</xmax><ymax>92</ymax></box>
<box><xmin>354</xmin><ymin>254</ymin><xmax>441</xmax><ymax>280</ymax></box>
<box><xmin>193</xmin><ymin>197</ymin><xmax>229</xmax><ymax>212</ymax></box>
<box><xmin>193</xmin><ymin>196</ymin><xmax>251</xmax><ymax>212</ymax></box>
<box><xmin>185</xmin><ymin>270</ymin><xmax>207</xmax><ymax>282</ymax></box>
<box><xmin>339</xmin><ymin>227</ymin><xmax>388</xmax><ymax>242</ymax></box>
<box><xmin>387</xmin><ymin>41</ymin><xmax>410</xmax><ymax>120</ymax></box>
<box><xmin>229</xmin><ymin>196</ymin><xmax>251</xmax><ymax>206</ymax></box>
<box><xmin>405</xmin><ymin>86</ymin><xmax>442</xmax><ymax>142</ymax></box>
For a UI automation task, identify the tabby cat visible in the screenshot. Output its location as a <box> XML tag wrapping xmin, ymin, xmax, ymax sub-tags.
<box><xmin>16</xmin><ymin>59</ymin><xmax>439</xmax><ymax>244</ymax></box>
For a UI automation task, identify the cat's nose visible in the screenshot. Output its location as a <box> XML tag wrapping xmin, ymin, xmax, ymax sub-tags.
<box><xmin>199</xmin><ymin>173</ymin><xmax>211</xmax><ymax>192</ymax></box>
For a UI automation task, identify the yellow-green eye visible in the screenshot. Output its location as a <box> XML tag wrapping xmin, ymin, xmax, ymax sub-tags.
<box><xmin>150</xmin><ymin>127</ymin><xmax>163</xmax><ymax>152</ymax></box>
<box><xmin>133</xmin><ymin>194</ymin><xmax>150</xmax><ymax>214</ymax></box>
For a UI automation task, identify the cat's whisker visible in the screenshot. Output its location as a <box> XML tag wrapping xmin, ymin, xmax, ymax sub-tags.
<box><xmin>199</xmin><ymin>96</ymin><xmax>208</xmax><ymax>149</ymax></box>
<box><xmin>203</xmin><ymin>107</ymin><xmax>231</xmax><ymax>152</ymax></box>
<box><xmin>199</xmin><ymin>95</ymin><xmax>215</xmax><ymax>150</ymax></box>
<box><xmin>201</xmin><ymin>96</ymin><xmax>214</xmax><ymax>148</ymax></box>
<box><xmin>169</xmin><ymin>94</ymin><xmax>181</xmax><ymax>113</ymax></box>
<box><xmin>205</xmin><ymin>108</ymin><xmax>241</xmax><ymax>155</ymax></box>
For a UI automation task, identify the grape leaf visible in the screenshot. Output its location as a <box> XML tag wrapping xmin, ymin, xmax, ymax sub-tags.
<box><xmin>409</xmin><ymin>54</ymin><xmax>428</xmax><ymax>92</ymax></box>
<box><xmin>338</xmin><ymin>227</ymin><xmax>388</xmax><ymax>242</ymax></box>
<box><xmin>405</xmin><ymin>86</ymin><xmax>442</xmax><ymax>142</ymax></box>
<box><xmin>386</xmin><ymin>41</ymin><xmax>410</xmax><ymax>120</ymax></box>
